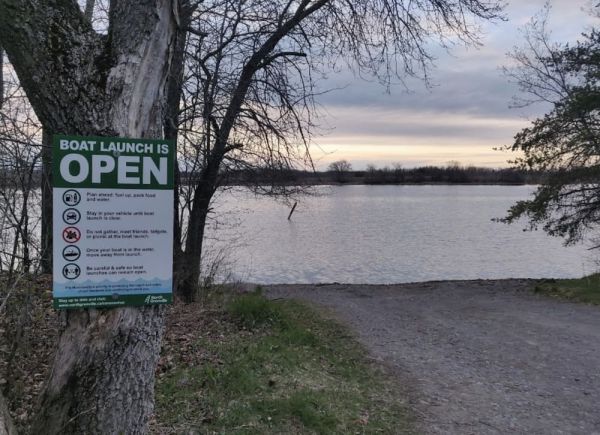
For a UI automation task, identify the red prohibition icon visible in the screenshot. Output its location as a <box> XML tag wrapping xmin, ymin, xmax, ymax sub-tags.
<box><xmin>62</xmin><ymin>226</ymin><xmax>81</xmax><ymax>243</ymax></box>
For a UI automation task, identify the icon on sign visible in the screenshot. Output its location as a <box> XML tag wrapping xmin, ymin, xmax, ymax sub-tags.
<box><xmin>63</xmin><ymin>189</ymin><xmax>81</xmax><ymax>206</ymax></box>
<box><xmin>62</xmin><ymin>208</ymin><xmax>81</xmax><ymax>225</ymax></box>
<box><xmin>62</xmin><ymin>226</ymin><xmax>81</xmax><ymax>243</ymax></box>
<box><xmin>62</xmin><ymin>263</ymin><xmax>81</xmax><ymax>280</ymax></box>
<box><xmin>62</xmin><ymin>245</ymin><xmax>81</xmax><ymax>261</ymax></box>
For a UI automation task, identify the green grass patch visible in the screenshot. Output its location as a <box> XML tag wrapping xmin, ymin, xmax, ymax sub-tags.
<box><xmin>226</xmin><ymin>287</ymin><xmax>284</xmax><ymax>329</ymax></box>
<box><xmin>153</xmin><ymin>290</ymin><xmax>414</xmax><ymax>434</ymax></box>
<box><xmin>534</xmin><ymin>274</ymin><xmax>600</xmax><ymax>304</ymax></box>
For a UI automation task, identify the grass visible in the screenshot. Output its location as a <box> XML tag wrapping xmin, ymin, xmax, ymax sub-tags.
<box><xmin>534</xmin><ymin>274</ymin><xmax>600</xmax><ymax>304</ymax></box>
<box><xmin>153</xmin><ymin>288</ymin><xmax>414</xmax><ymax>434</ymax></box>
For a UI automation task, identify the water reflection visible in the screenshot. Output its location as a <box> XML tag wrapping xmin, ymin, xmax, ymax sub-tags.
<box><xmin>206</xmin><ymin>185</ymin><xmax>596</xmax><ymax>284</ymax></box>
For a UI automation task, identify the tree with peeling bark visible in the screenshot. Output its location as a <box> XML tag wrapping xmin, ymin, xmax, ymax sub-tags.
<box><xmin>0</xmin><ymin>0</ymin><xmax>177</xmax><ymax>433</ymax></box>
<box><xmin>169</xmin><ymin>0</ymin><xmax>505</xmax><ymax>301</ymax></box>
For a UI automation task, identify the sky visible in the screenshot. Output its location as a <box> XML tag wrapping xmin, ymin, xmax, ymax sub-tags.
<box><xmin>309</xmin><ymin>0</ymin><xmax>598</xmax><ymax>170</ymax></box>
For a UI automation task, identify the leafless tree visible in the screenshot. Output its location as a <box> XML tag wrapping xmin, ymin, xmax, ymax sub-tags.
<box><xmin>329</xmin><ymin>160</ymin><xmax>353</xmax><ymax>182</ymax></box>
<box><xmin>0</xmin><ymin>40</ymin><xmax>18</xmax><ymax>435</ymax></box>
<box><xmin>172</xmin><ymin>0</ymin><xmax>504</xmax><ymax>301</ymax></box>
<box><xmin>0</xmin><ymin>39</ymin><xmax>41</xmax><ymax>435</ymax></box>
<box><xmin>0</xmin><ymin>65</ymin><xmax>42</xmax><ymax>279</ymax></box>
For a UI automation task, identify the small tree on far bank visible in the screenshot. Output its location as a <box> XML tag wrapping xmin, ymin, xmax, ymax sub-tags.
<box><xmin>328</xmin><ymin>160</ymin><xmax>353</xmax><ymax>183</ymax></box>
<box><xmin>502</xmin><ymin>7</ymin><xmax>600</xmax><ymax>245</ymax></box>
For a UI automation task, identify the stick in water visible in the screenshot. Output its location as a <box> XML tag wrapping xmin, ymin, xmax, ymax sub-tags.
<box><xmin>287</xmin><ymin>201</ymin><xmax>298</xmax><ymax>220</ymax></box>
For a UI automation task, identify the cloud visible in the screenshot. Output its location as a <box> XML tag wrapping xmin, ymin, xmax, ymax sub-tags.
<box><xmin>308</xmin><ymin>0</ymin><xmax>596</xmax><ymax>169</ymax></box>
<box><xmin>319</xmin><ymin>107</ymin><xmax>526</xmax><ymax>141</ymax></box>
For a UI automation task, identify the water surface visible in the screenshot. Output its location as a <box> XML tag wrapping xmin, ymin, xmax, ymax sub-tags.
<box><xmin>205</xmin><ymin>185</ymin><xmax>596</xmax><ymax>284</ymax></box>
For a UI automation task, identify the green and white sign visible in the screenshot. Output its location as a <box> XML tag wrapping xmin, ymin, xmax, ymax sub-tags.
<box><xmin>52</xmin><ymin>134</ymin><xmax>174</xmax><ymax>309</ymax></box>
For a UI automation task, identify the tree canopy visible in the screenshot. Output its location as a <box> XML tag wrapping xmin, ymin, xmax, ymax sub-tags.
<box><xmin>504</xmin><ymin>8</ymin><xmax>600</xmax><ymax>246</ymax></box>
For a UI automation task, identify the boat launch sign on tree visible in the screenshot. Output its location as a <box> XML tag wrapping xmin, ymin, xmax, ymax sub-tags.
<box><xmin>52</xmin><ymin>134</ymin><xmax>174</xmax><ymax>309</ymax></box>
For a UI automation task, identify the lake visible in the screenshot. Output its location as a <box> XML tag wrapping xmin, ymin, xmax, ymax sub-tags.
<box><xmin>204</xmin><ymin>185</ymin><xmax>597</xmax><ymax>284</ymax></box>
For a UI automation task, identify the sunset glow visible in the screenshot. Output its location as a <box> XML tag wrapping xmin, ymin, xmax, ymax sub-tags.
<box><xmin>309</xmin><ymin>0</ymin><xmax>595</xmax><ymax>170</ymax></box>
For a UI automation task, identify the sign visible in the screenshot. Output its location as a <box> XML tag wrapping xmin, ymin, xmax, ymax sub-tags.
<box><xmin>52</xmin><ymin>134</ymin><xmax>174</xmax><ymax>309</ymax></box>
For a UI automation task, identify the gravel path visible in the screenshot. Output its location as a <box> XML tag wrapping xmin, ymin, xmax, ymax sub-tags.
<box><xmin>266</xmin><ymin>280</ymin><xmax>600</xmax><ymax>435</ymax></box>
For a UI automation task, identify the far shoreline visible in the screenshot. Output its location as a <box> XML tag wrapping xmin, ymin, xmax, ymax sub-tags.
<box><xmin>224</xmin><ymin>181</ymin><xmax>539</xmax><ymax>187</ymax></box>
<box><xmin>259</xmin><ymin>276</ymin><xmax>599</xmax><ymax>305</ymax></box>
<box><xmin>240</xmin><ymin>277</ymin><xmax>543</xmax><ymax>290</ymax></box>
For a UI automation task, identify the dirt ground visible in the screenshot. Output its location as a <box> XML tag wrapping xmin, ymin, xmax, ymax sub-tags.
<box><xmin>266</xmin><ymin>280</ymin><xmax>600</xmax><ymax>435</ymax></box>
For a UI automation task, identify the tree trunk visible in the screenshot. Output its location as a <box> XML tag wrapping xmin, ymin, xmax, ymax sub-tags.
<box><xmin>164</xmin><ymin>5</ymin><xmax>191</xmax><ymax>290</ymax></box>
<box><xmin>0</xmin><ymin>1</ymin><xmax>178</xmax><ymax>433</ymax></box>
<box><xmin>179</xmin><ymin>166</ymin><xmax>218</xmax><ymax>302</ymax></box>
<box><xmin>179</xmin><ymin>205</ymin><xmax>207</xmax><ymax>301</ymax></box>
<box><xmin>31</xmin><ymin>307</ymin><xmax>167</xmax><ymax>434</ymax></box>
<box><xmin>178</xmin><ymin>198</ymin><xmax>208</xmax><ymax>301</ymax></box>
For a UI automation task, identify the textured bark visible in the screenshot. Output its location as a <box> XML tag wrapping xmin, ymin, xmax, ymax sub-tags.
<box><xmin>32</xmin><ymin>307</ymin><xmax>167</xmax><ymax>434</ymax></box>
<box><xmin>0</xmin><ymin>390</ymin><xmax>16</xmax><ymax>435</ymax></box>
<box><xmin>0</xmin><ymin>0</ymin><xmax>177</xmax><ymax>433</ymax></box>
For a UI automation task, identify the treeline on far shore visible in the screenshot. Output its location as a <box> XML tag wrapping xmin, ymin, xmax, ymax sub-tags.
<box><xmin>0</xmin><ymin>164</ymin><xmax>544</xmax><ymax>189</ymax></box>
<box><xmin>216</xmin><ymin>164</ymin><xmax>545</xmax><ymax>186</ymax></box>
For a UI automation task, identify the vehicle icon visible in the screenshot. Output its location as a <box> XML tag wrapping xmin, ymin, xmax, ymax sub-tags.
<box><xmin>62</xmin><ymin>245</ymin><xmax>81</xmax><ymax>261</ymax></box>
<box><xmin>62</xmin><ymin>263</ymin><xmax>81</xmax><ymax>280</ymax></box>
<box><xmin>62</xmin><ymin>226</ymin><xmax>81</xmax><ymax>243</ymax></box>
<box><xmin>62</xmin><ymin>208</ymin><xmax>81</xmax><ymax>224</ymax></box>
<box><xmin>63</xmin><ymin>190</ymin><xmax>81</xmax><ymax>206</ymax></box>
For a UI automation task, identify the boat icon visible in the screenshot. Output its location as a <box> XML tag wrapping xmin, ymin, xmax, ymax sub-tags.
<box><xmin>62</xmin><ymin>245</ymin><xmax>81</xmax><ymax>261</ymax></box>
